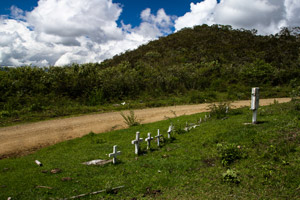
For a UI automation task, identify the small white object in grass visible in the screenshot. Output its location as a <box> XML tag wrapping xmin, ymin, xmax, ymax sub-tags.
<box><xmin>145</xmin><ymin>133</ymin><xmax>153</xmax><ymax>150</ymax></box>
<box><xmin>131</xmin><ymin>132</ymin><xmax>143</xmax><ymax>155</ymax></box>
<box><xmin>7</xmin><ymin>197</ymin><xmax>12</xmax><ymax>200</ymax></box>
<box><xmin>199</xmin><ymin>118</ymin><xmax>202</xmax><ymax>124</ymax></box>
<box><xmin>82</xmin><ymin>159</ymin><xmax>112</xmax><ymax>165</ymax></box>
<box><xmin>226</xmin><ymin>106</ymin><xmax>229</xmax><ymax>113</ymax></box>
<box><xmin>121</xmin><ymin>102</ymin><xmax>126</xmax><ymax>105</ymax></box>
<box><xmin>35</xmin><ymin>160</ymin><xmax>43</xmax><ymax>166</ymax></box>
<box><xmin>109</xmin><ymin>145</ymin><xmax>121</xmax><ymax>164</ymax></box>
<box><xmin>155</xmin><ymin>129</ymin><xmax>162</xmax><ymax>147</ymax></box>
<box><xmin>193</xmin><ymin>125</ymin><xmax>199</xmax><ymax>129</ymax></box>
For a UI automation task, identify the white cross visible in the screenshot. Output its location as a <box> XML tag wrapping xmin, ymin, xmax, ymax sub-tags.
<box><xmin>167</xmin><ymin>124</ymin><xmax>173</xmax><ymax>138</ymax></box>
<box><xmin>131</xmin><ymin>132</ymin><xmax>143</xmax><ymax>155</ymax></box>
<box><xmin>109</xmin><ymin>145</ymin><xmax>121</xmax><ymax>164</ymax></box>
<box><xmin>145</xmin><ymin>132</ymin><xmax>154</xmax><ymax>150</ymax></box>
<box><xmin>226</xmin><ymin>106</ymin><xmax>229</xmax><ymax>113</ymax></box>
<box><xmin>155</xmin><ymin>129</ymin><xmax>162</xmax><ymax>147</ymax></box>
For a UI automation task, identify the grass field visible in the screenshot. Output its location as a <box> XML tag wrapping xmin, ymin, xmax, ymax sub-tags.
<box><xmin>0</xmin><ymin>100</ymin><xmax>300</xmax><ymax>199</ymax></box>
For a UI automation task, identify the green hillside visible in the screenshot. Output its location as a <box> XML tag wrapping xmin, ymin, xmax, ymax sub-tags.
<box><xmin>1</xmin><ymin>25</ymin><xmax>300</xmax><ymax>126</ymax></box>
<box><xmin>1</xmin><ymin>100</ymin><xmax>300</xmax><ymax>199</ymax></box>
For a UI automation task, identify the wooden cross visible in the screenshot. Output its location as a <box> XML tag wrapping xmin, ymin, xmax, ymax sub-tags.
<box><xmin>155</xmin><ymin>129</ymin><xmax>162</xmax><ymax>147</ymax></box>
<box><xmin>145</xmin><ymin>133</ymin><xmax>153</xmax><ymax>150</ymax></box>
<box><xmin>131</xmin><ymin>132</ymin><xmax>143</xmax><ymax>155</ymax></box>
<box><xmin>109</xmin><ymin>145</ymin><xmax>121</xmax><ymax>164</ymax></box>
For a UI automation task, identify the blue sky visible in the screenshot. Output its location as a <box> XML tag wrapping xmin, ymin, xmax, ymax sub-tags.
<box><xmin>0</xmin><ymin>0</ymin><xmax>299</xmax><ymax>67</ymax></box>
<box><xmin>114</xmin><ymin>0</ymin><xmax>206</xmax><ymax>27</ymax></box>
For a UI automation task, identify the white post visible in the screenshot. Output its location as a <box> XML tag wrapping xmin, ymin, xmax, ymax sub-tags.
<box><xmin>167</xmin><ymin>124</ymin><xmax>173</xmax><ymax>139</ymax></box>
<box><xmin>252</xmin><ymin>110</ymin><xmax>257</xmax><ymax>124</ymax></box>
<box><xmin>131</xmin><ymin>132</ymin><xmax>143</xmax><ymax>155</ymax></box>
<box><xmin>109</xmin><ymin>145</ymin><xmax>121</xmax><ymax>164</ymax></box>
<box><xmin>145</xmin><ymin>133</ymin><xmax>153</xmax><ymax>150</ymax></box>
<box><xmin>251</xmin><ymin>87</ymin><xmax>259</xmax><ymax>124</ymax></box>
<box><xmin>155</xmin><ymin>129</ymin><xmax>162</xmax><ymax>147</ymax></box>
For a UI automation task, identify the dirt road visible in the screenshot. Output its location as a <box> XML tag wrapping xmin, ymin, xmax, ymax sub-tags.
<box><xmin>0</xmin><ymin>98</ymin><xmax>291</xmax><ymax>158</ymax></box>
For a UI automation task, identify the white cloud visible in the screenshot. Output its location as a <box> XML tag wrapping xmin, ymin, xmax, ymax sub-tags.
<box><xmin>285</xmin><ymin>0</ymin><xmax>300</xmax><ymax>27</ymax></box>
<box><xmin>26</xmin><ymin>0</ymin><xmax>123</xmax><ymax>43</ymax></box>
<box><xmin>128</xmin><ymin>8</ymin><xmax>174</xmax><ymax>39</ymax></box>
<box><xmin>10</xmin><ymin>6</ymin><xmax>26</xmax><ymax>20</ymax></box>
<box><xmin>175</xmin><ymin>0</ymin><xmax>218</xmax><ymax>30</ymax></box>
<box><xmin>3</xmin><ymin>0</ymin><xmax>299</xmax><ymax>67</ymax></box>
<box><xmin>0</xmin><ymin>0</ymin><xmax>174</xmax><ymax>67</ymax></box>
<box><xmin>175</xmin><ymin>0</ymin><xmax>300</xmax><ymax>35</ymax></box>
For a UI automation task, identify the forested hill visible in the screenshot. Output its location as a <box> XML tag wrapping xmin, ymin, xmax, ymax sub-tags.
<box><xmin>103</xmin><ymin>25</ymin><xmax>299</xmax><ymax>71</ymax></box>
<box><xmin>0</xmin><ymin>24</ymin><xmax>300</xmax><ymax>123</ymax></box>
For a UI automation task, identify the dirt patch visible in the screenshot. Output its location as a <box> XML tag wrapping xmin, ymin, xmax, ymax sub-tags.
<box><xmin>0</xmin><ymin>98</ymin><xmax>291</xmax><ymax>158</ymax></box>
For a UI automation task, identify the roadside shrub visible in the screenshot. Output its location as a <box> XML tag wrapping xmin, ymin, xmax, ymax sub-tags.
<box><xmin>120</xmin><ymin>110</ymin><xmax>140</xmax><ymax>127</ymax></box>
<box><xmin>0</xmin><ymin>111</ymin><xmax>11</xmax><ymax>118</ymax></box>
<box><xmin>209</xmin><ymin>102</ymin><xmax>230</xmax><ymax>119</ymax></box>
<box><xmin>188</xmin><ymin>90</ymin><xmax>206</xmax><ymax>104</ymax></box>
<box><xmin>222</xmin><ymin>169</ymin><xmax>240</xmax><ymax>184</ymax></box>
<box><xmin>217</xmin><ymin>143</ymin><xmax>244</xmax><ymax>166</ymax></box>
<box><xmin>88</xmin><ymin>89</ymin><xmax>105</xmax><ymax>106</ymax></box>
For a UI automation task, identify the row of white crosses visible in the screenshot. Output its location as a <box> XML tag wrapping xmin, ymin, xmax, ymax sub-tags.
<box><xmin>108</xmin><ymin>87</ymin><xmax>259</xmax><ymax>163</ymax></box>
<box><xmin>132</xmin><ymin>129</ymin><xmax>164</xmax><ymax>155</ymax></box>
<box><xmin>108</xmin><ymin>124</ymin><xmax>179</xmax><ymax>163</ymax></box>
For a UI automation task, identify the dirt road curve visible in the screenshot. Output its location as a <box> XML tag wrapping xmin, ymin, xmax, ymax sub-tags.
<box><xmin>0</xmin><ymin>98</ymin><xmax>291</xmax><ymax>158</ymax></box>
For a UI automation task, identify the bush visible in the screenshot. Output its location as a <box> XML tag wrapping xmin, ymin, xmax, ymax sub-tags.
<box><xmin>188</xmin><ymin>90</ymin><xmax>206</xmax><ymax>104</ymax></box>
<box><xmin>222</xmin><ymin>169</ymin><xmax>240</xmax><ymax>184</ymax></box>
<box><xmin>120</xmin><ymin>110</ymin><xmax>140</xmax><ymax>127</ymax></box>
<box><xmin>217</xmin><ymin>143</ymin><xmax>244</xmax><ymax>166</ymax></box>
<box><xmin>209</xmin><ymin>102</ymin><xmax>230</xmax><ymax>119</ymax></box>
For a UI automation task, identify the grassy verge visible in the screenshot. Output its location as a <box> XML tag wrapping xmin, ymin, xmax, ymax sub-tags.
<box><xmin>0</xmin><ymin>100</ymin><xmax>300</xmax><ymax>199</ymax></box>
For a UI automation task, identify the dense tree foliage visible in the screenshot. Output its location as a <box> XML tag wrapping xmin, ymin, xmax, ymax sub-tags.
<box><xmin>1</xmin><ymin>24</ymin><xmax>300</xmax><ymax>117</ymax></box>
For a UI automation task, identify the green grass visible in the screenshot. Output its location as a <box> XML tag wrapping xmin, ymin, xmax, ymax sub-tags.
<box><xmin>1</xmin><ymin>100</ymin><xmax>300</xmax><ymax>199</ymax></box>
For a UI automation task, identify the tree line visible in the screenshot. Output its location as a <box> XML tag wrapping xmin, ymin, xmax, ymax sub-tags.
<box><xmin>1</xmin><ymin>24</ymin><xmax>300</xmax><ymax>115</ymax></box>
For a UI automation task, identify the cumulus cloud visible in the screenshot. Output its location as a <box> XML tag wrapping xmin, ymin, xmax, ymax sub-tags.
<box><xmin>128</xmin><ymin>8</ymin><xmax>174</xmax><ymax>38</ymax></box>
<box><xmin>2</xmin><ymin>0</ymin><xmax>300</xmax><ymax>67</ymax></box>
<box><xmin>175</xmin><ymin>0</ymin><xmax>300</xmax><ymax>35</ymax></box>
<box><xmin>175</xmin><ymin>0</ymin><xmax>217</xmax><ymax>30</ymax></box>
<box><xmin>0</xmin><ymin>0</ymin><xmax>174</xmax><ymax>67</ymax></box>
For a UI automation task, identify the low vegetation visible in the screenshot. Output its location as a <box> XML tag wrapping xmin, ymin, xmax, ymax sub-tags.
<box><xmin>0</xmin><ymin>100</ymin><xmax>299</xmax><ymax>199</ymax></box>
<box><xmin>120</xmin><ymin>110</ymin><xmax>140</xmax><ymax>127</ymax></box>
